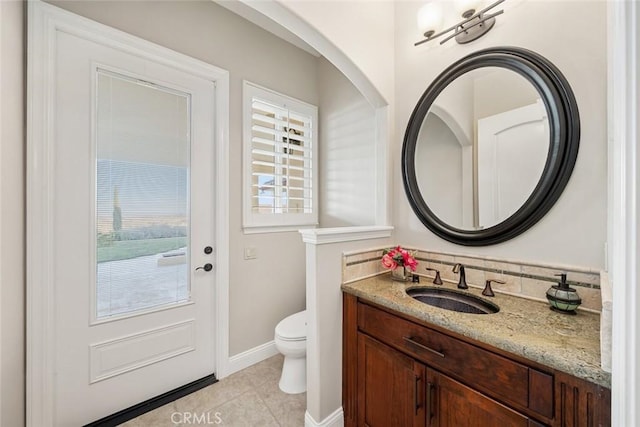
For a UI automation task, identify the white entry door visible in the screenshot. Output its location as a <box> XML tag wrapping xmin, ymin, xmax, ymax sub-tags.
<box><xmin>28</xmin><ymin>4</ymin><xmax>226</xmax><ymax>425</ymax></box>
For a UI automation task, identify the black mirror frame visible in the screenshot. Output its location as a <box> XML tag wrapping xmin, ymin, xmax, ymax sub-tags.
<box><xmin>402</xmin><ymin>47</ymin><xmax>580</xmax><ymax>246</ymax></box>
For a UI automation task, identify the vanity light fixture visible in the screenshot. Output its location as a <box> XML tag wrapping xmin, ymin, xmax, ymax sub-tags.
<box><xmin>415</xmin><ymin>0</ymin><xmax>505</xmax><ymax>46</ymax></box>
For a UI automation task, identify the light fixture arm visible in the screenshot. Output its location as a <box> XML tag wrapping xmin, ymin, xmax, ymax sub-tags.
<box><xmin>440</xmin><ymin>9</ymin><xmax>504</xmax><ymax>44</ymax></box>
<box><xmin>415</xmin><ymin>0</ymin><xmax>505</xmax><ymax>46</ymax></box>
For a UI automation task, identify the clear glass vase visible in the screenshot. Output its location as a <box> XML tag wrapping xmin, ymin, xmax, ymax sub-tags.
<box><xmin>391</xmin><ymin>266</ymin><xmax>411</xmax><ymax>281</ymax></box>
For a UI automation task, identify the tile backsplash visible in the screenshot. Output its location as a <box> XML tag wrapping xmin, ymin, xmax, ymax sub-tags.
<box><xmin>343</xmin><ymin>246</ymin><xmax>602</xmax><ymax>312</ymax></box>
<box><xmin>342</xmin><ymin>248</ymin><xmax>388</xmax><ymax>282</ymax></box>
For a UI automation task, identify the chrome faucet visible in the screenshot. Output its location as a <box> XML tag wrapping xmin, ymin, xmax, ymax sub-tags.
<box><xmin>452</xmin><ymin>263</ymin><xmax>468</xmax><ymax>289</ymax></box>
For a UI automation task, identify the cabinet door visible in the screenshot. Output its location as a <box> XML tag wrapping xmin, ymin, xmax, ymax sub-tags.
<box><xmin>427</xmin><ymin>369</ymin><xmax>531</xmax><ymax>427</ymax></box>
<box><xmin>358</xmin><ymin>333</ymin><xmax>426</xmax><ymax>427</ymax></box>
<box><xmin>556</xmin><ymin>371</ymin><xmax>611</xmax><ymax>426</ymax></box>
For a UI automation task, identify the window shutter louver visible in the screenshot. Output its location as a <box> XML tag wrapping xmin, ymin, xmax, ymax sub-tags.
<box><xmin>243</xmin><ymin>82</ymin><xmax>318</xmax><ymax>232</ymax></box>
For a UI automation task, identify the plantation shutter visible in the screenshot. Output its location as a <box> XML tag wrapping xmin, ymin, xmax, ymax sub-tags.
<box><xmin>243</xmin><ymin>82</ymin><xmax>318</xmax><ymax>231</ymax></box>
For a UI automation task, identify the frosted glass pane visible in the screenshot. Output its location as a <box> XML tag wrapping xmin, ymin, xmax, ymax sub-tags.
<box><xmin>96</xmin><ymin>70</ymin><xmax>191</xmax><ymax>319</ymax></box>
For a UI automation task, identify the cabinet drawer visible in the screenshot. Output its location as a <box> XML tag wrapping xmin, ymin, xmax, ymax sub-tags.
<box><xmin>357</xmin><ymin>302</ymin><xmax>553</xmax><ymax>418</ymax></box>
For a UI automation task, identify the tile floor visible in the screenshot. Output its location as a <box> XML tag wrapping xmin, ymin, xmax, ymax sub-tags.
<box><xmin>121</xmin><ymin>354</ymin><xmax>306</xmax><ymax>426</ymax></box>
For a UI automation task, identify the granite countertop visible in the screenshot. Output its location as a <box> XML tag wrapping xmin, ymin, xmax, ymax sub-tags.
<box><xmin>342</xmin><ymin>274</ymin><xmax>611</xmax><ymax>388</ymax></box>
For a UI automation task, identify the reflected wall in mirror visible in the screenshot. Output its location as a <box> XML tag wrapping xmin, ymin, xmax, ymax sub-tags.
<box><xmin>403</xmin><ymin>47</ymin><xmax>580</xmax><ymax>246</ymax></box>
<box><xmin>415</xmin><ymin>67</ymin><xmax>550</xmax><ymax>230</ymax></box>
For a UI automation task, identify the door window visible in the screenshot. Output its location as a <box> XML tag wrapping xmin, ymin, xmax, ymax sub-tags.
<box><xmin>95</xmin><ymin>70</ymin><xmax>191</xmax><ymax>319</ymax></box>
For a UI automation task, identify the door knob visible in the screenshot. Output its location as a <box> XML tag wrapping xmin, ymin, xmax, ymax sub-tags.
<box><xmin>195</xmin><ymin>263</ymin><xmax>213</xmax><ymax>272</ymax></box>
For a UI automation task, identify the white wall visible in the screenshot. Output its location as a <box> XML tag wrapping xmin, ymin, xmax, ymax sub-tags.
<box><xmin>280</xmin><ymin>0</ymin><xmax>395</xmax><ymax>107</ymax></box>
<box><xmin>45</xmin><ymin>0</ymin><xmax>317</xmax><ymax>357</ymax></box>
<box><xmin>302</xmin><ymin>233</ymin><xmax>393</xmax><ymax>425</ymax></box>
<box><xmin>317</xmin><ymin>57</ymin><xmax>377</xmax><ymax>227</ymax></box>
<box><xmin>473</xmin><ymin>69</ymin><xmax>539</xmax><ymax>120</ymax></box>
<box><xmin>416</xmin><ymin>113</ymin><xmax>464</xmax><ymax>228</ymax></box>
<box><xmin>431</xmin><ymin>73</ymin><xmax>474</xmax><ymax>144</ymax></box>
<box><xmin>394</xmin><ymin>0</ymin><xmax>608</xmax><ymax>269</ymax></box>
<box><xmin>0</xmin><ymin>1</ymin><xmax>25</xmax><ymax>425</ymax></box>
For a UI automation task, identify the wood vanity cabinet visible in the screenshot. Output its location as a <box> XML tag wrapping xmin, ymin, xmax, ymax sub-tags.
<box><xmin>343</xmin><ymin>293</ymin><xmax>611</xmax><ymax>427</ymax></box>
<box><xmin>357</xmin><ymin>333</ymin><xmax>426</xmax><ymax>427</ymax></box>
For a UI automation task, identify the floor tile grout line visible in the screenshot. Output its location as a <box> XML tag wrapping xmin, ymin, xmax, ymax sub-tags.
<box><xmin>255</xmin><ymin>388</ymin><xmax>284</xmax><ymax>427</ymax></box>
<box><xmin>208</xmin><ymin>388</ymin><xmax>277</xmax><ymax>426</ymax></box>
<box><xmin>252</xmin><ymin>368</ymin><xmax>308</xmax><ymax>427</ymax></box>
<box><xmin>176</xmin><ymin>377</ymin><xmax>251</xmax><ymax>415</ymax></box>
<box><xmin>125</xmin><ymin>355</ymin><xmax>304</xmax><ymax>426</ymax></box>
<box><xmin>197</xmin><ymin>359</ymin><xmax>281</xmax><ymax>423</ymax></box>
<box><xmin>211</xmin><ymin>371</ymin><xmax>264</xmax><ymax>414</ymax></box>
<box><xmin>255</xmin><ymin>375</ymin><xmax>288</xmax><ymax>426</ymax></box>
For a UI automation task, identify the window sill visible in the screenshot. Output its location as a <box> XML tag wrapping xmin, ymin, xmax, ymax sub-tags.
<box><xmin>243</xmin><ymin>224</ymin><xmax>318</xmax><ymax>235</ymax></box>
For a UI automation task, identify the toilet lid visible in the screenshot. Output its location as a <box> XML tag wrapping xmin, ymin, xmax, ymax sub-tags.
<box><xmin>275</xmin><ymin>310</ymin><xmax>306</xmax><ymax>341</ymax></box>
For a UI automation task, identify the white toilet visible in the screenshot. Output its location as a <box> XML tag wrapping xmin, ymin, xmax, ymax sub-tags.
<box><xmin>274</xmin><ymin>310</ymin><xmax>307</xmax><ymax>394</ymax></box>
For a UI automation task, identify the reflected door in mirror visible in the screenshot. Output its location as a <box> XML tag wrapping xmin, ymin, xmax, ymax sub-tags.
<box><xmin>477</xmin><ymin>99</ymin><xmax>549</xmax><ymax>228</ymax></box>
<box><xmin>414</xmin><ymin>67</ymin><xmax>548</xmax><ymax>231</ymax></box>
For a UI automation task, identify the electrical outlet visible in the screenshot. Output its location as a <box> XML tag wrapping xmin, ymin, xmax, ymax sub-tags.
<box><xmin>244</xmin><ymin>247</ymin><xmax>257</xmax><ymax>260</ymax></box>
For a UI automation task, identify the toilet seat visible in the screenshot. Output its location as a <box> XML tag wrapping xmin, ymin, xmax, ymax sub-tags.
<box><xmin>275</xmin><ymin>310</ymin><xmax>306</xmax><ymax>341</ymax></box>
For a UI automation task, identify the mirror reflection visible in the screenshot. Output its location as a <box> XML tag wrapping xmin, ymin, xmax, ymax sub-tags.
<box><xmin>415</xmin><ymin>67</ymin><xmax>549</xmax><ymax>230</ymax></box>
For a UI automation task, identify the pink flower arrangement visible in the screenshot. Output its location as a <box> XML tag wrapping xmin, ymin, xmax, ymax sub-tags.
<box><xmin>381</xmin><ymin>246</ymin><xmax>418</xmax><ymax>272</ymax></box>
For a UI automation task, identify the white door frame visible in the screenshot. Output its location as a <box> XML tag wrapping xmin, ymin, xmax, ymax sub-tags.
<box><xmin>608</xmin><ymin>1</ymin><xmax>639</xmax><ymax>426</ymax></box>
<box><xmin>26</xmin><ymin>2</ymin><xmax>230</xmax><ymax>425</ymax></box>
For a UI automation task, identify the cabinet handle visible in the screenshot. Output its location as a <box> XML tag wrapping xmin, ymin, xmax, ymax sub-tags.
<box><xmin>427</xmin><ymin>381</ymin><xmax>435</xmax><ymax>423</ymax></box>
<box><xmin>414</xmin><ymin>374</ymin><xmax>421</xmax><ymax>415</ymax></box>
<box><xmin>403</xmin><ymin>336</ymin><xmax>446</xmax><ymax>358</ymax></box>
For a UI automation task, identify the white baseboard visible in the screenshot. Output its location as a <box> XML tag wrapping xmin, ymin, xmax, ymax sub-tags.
<box><xmin>226</xmin><ymin>340</ymin><xmax>279</xmax><ymax>376</ymax></box>
<box><xmin>305</xmin><ymin>408</ymin><xmax>344</xmax><ymax>427</ymax></box>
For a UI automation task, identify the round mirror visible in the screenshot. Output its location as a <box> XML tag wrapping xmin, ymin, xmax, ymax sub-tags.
<box><xmin>402</xmin><ymin>47</ymin><xmax>579</xmax><ymax>246</ymax></box>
